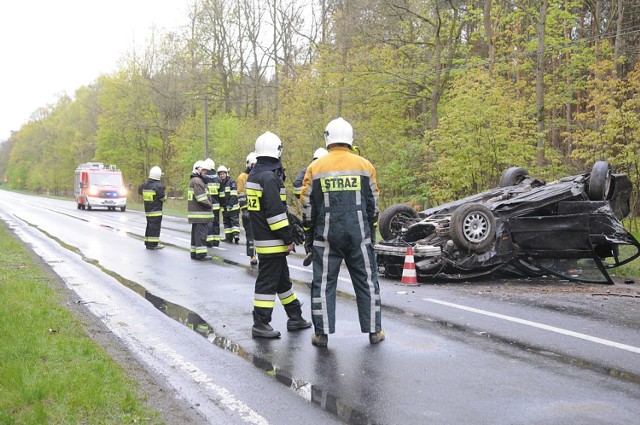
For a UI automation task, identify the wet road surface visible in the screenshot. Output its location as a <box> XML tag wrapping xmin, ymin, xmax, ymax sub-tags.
<box><xmin>1</xmin><ymin>190</ymin><xmax>639</xmax><ymax>424</ymax></box>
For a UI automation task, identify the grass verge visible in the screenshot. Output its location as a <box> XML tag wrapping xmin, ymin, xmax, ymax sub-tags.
<box><xmin>0</xmin><ymin>222</ymin><xmax>164</xmax><ymax>424</ymax></box>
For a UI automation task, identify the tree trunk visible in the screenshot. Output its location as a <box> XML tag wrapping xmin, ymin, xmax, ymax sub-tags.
<box><xmin>536</xmin><ymin>0</ymin><xmax>548</xmax><ymax>166</ymax></box>
<box><xmin>614</xmin><ymin>0</ymin><xmax>623</xmax><ymax>75</ymax></box>
<box><xmin>483</xmin><ymin>0</ymin><xmax>494</xmax><ymax>76</ymax></box>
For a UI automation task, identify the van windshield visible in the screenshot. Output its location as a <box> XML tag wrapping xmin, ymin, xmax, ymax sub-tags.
<box><xmin>90</xmin><ymin>173</ymin><xmax>122</xmax><ymax>186</ymax></box>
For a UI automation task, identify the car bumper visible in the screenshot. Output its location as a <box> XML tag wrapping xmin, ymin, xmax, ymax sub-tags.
<box><xmin>87</xmin><ymin>197</ymin><xmax>127</xmax><ymax>207</ymax></box>
<box><xmin>374</xmin><ymin>243</ymin><xmax>441</xmax><ymax>258</ymax></box>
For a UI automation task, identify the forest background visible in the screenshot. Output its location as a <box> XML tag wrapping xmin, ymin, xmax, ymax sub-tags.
<box><xmin>1</xmin><ymin>0</ymin><xmax>640</xmax><ymax>219</ymax></box>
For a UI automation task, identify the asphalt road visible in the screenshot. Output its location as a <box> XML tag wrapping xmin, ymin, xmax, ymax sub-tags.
<box><xmin>1</xmin><ymin>190</ymin><xmax>639</xmax><ymax>425</ymax></box>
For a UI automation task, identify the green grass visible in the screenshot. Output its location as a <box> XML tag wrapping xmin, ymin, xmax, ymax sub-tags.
<box><xmin>0</xmin><ymin>223</ymin><xmax>164</xmax><ymax>424</ymax></box>
<box><xmin>612</xmin><ymin>227</ymin><xmax>640</xmax><ymax>278</ymax></box>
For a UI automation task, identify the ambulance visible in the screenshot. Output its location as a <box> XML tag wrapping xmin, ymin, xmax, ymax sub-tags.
<box><xmin>74</xmin><ymin>162</ymin><xmax>127</xmax><ymax>211</ymax></box>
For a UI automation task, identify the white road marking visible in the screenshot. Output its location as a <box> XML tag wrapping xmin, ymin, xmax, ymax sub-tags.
<box><xmin>148</xmin><ymin>338</ymin><xmax>269</xmax><ymax>425</ymax></box>
<box><xmin>424</xmin><ymin>298</ymin><xmax>640</xmax><ymax>354</ymax></box>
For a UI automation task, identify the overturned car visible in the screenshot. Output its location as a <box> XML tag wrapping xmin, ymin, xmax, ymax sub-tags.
<box><xmin>374</xmin><ymin>161</ymin><xmax>640</xmax><ymax>284</ymax></box>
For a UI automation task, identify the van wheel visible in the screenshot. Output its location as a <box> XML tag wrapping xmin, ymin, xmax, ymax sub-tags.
<box><xmin>87</xmin><ymin>205</ymin><xmax>92</xmax><ymax>211</ymax></box>
<box><xmin>120</xmin><ymin>206</ymin><xmax>126</xmax><ymax>212</ymax></box>
<box><xmin>77</xmin><ymin>204</ymin><xmax>81</xmax><ymax>209</ymax></box>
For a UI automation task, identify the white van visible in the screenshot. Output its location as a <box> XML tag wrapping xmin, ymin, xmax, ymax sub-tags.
<box><xmin>74</xmin><ymin>162</ymin><xmax>127</xmax><ymax>211</ymax></box>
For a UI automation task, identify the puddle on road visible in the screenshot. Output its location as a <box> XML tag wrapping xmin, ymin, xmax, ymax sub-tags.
<box><xmin>22</xmin><ymin>219</ymin><xmax>374</xmax><ymax>424</ymax></box>
<box><xmin>143</xmin><ymin>287</ymin><xmax>375</xmax><ymax>424</ymax></box>
<box><xmin>20</xmin><ymin>217</ymin><xmax>640</xmax><ymax>419</ymax></box>
<box><xmin>143</xmin><ymin>291</ymin><xmax>374</xmax><ymax>425</ymax></box>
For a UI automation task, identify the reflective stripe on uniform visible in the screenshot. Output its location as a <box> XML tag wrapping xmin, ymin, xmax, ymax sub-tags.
<box><xmin>254</xmin><ymin>239</ymin><xmax>288</xmax><ymax>254</ymax></box>
<box><xmin>188</xmin><ymin>211</ymin><xmax>213</xmax><ymax>219</ymax></box>
<box><xmin>267</xmin><ymin>212</ymin><xmax>289</xmax><ymax>231</ymax></box>
<box><xmin>254</xmin><ymin>293</ymin><xmax>276</xmax><ymax>309</ymax></box>
<box><xmin>142</xmin><ymin>189</ymin><xmax>156</xmax><ymax>202</ymax></box>
<box><xmin>278</xmin><ymin>289</ymin><xmax>297</xmax><ymax>305</ymax></box>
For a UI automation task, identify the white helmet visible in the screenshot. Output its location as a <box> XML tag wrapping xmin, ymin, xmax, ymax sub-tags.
<box><xmin>313</xmin><ymin>148</ymin><xmax>329</xmax><ymax>160</ymax></box>
<box><xmin>217</xmin><ymin>165</ymin><xmax>228</xmax><ymax>174</ymax></box>
<box><xmin>204</xmin><ymin>158</ymin><xmax>215</xmax><ymax>171</ymax></box>
<box><xmin>255</xmin><ymin>131</ymin><xmax>283</xmax><ymax>159</ymax></box>
<box><xmin>149</xmin><ymin>166</ymin><xmax>162</xmax><ymax>180</ymax></box>
<box><xmin>324</xmin><ymin>117</ymin><xmax>353</xmax><ymax>147</ymax></box>
<box><xmin>192</xmin><ymin>160</ymin><xmax>204</xmax><ymax>174</ymax></box>
<box><xmin>246</xmin><ymin>152</ymin><xmax>257</xmax><ymax>168</ymax></box>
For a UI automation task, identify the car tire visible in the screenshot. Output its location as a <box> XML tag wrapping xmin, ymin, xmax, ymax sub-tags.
<box><xmin>499</xmin><ymin>167</ymin><xmax>529</xmax><ymax>187</ymax></box>
<box><xmin>87</xmin><ymin>204</ymin><xmax>92</xmax><ymax>211</ymax></box>
<box><xmin>450</xmin><ymin>203</ymin><xmax>496</xmax><ymax>252</ymax></box>
<box><xmin>378</xmin><ymin>204</ymin><xmax>419</xmax><ymax>240</ymax></box>
<box><xmin>588</xmin><ymin>161</ymin><xmax>612</xmax><ymax>201</ymax></box>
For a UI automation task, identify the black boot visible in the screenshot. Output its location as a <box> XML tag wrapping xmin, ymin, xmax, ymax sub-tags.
<box><xmin>285</xmin><ymin>305</ymin><xmax>312</xmax><ymax>331</ymax></box>
<box><xmin>252</xmin><ymin>311</ymin><xmax>281</xmax><ymax>338</ymax></box>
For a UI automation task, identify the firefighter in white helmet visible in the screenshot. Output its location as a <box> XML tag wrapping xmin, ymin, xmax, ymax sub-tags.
<box><xmin>245</xmin><ymin>131</ymin><xmax>311</xmax><ymax>338</ymax></box>
<box><xmin>217</xmin><ymin>165</ymin><xmax>241</xmax><ymax>243</ymax></box>
<box><xmin>138</xmin><ymin>166</ymin><xmax>167</xmax><ymax>250</ymax></box>
<box><xmin>187</xmin><ymin>160</ymin><xmax>213</xmax><ymax>260</ymax></box>
<box><xmin>202</xmin><ymin>158</ymin><xmax>222</xmax><ymax>247</ymax></box>
<box><xmin>237</xmin><ymin>152</ymin><xmax>258</xmax><ymax>265</ymax></box>
<box><xmin>293</xmin><ymin>147</ymin><xmax>328</xmax><ymax>199</ymax></box>
<box><xmin>300</xmin><ymin>117</ymin><xmax>384</xmax><ymax>347</ymax></box>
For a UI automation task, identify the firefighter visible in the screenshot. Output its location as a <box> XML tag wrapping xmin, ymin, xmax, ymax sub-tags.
<box><xmin>217</xmin><ymin>165</ymin><xmax>241</xmax><ymax>243</ymax></box>
<box><xmin>202</xmin><ymin>158</ymin><xmax>222</xmax><ymax>247</ymax></box>
<box><xmin>292</xmin><ymin>147</ymin><xmax>328</xmax><ymax>199</ymax></box>
<box><xmin>237</xmin><ymin>152</ymin><xmax>258</xmax><ymax>265</ymax></box>
<box><xmin>138</xmin><ymin>166</ymin><xmax>167</xmax><ymax>250</ymax></box>
<box><xmin>293</xmin><ymin>147</ymin><xmax>329</xmax><ymax>266</ymax></box>
<box><xmin>246</xmin><ymin>131</ymin><xmax>311</xmax><ymax>338</ymax></box>
<box><xmin>188</xmin><ymin>160</ymin><xmax>213</xmax><ymax>261</ymax></box>
<box><xmin>300</xmin><ymin>117</ymin><xmax>384</xmax><ymax>347</ymax></box>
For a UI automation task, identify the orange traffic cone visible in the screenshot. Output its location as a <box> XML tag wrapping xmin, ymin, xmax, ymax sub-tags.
<box><xmin>401</xmin><ymin>247</ymin><xmax>418</xmax><ymax>286</ymax></box>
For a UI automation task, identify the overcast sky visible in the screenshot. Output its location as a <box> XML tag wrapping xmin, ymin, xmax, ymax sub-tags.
<box><xmin>0</xmin><ymin>0</ymin><xmax>189</xmax><ymax>142</ymax></box>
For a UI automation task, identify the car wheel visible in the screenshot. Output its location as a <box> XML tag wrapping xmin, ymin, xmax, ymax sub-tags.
<box><xmin>450</xmin><ymin>203</ymin><xmax>496</xmax><ymax>252</ymax></box>
<box><xmin>588</xmin><ymin>161</ymin><xmax>612</xmax><ymax>201</ymax></box>
<box><xmin>87</xmin><ymin>204</ymin><xmax>92</xmax><ymax>211</ymax></box>
<box><xmin>499</xmin><ymin>167</ymin><xmax>529</xmax><ymax>187</ymax></box>
<box><xmin>378</xmin><ymin>204</ymin><xmax>419</xmax><ymax>240</ymax></box>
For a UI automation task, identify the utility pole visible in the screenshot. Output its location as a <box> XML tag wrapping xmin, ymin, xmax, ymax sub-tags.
<box><xmin>204</xmin><ymin>99</ymin><xmax>209</xmax><ymax>158</ymax></box>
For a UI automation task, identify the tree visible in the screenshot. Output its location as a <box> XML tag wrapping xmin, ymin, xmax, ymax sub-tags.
<box><xmin>426</xmin><ymin>69</ymin><xmax>541</xmax><ymax>203</ymax></box>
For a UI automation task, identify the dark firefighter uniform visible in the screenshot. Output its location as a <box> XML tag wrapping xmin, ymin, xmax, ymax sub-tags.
<box><xmin>292</xmin><ymin>167</ymin><xmax>307</xmax><ymax>199</ymax></box>
<box><xmin>138</xmin><ymin>178</ymin><xmax>167</xmax><ymax>249</ymax></box>
<box><xmin>237</xmin><ymin>167</ymin><xmax>256</xmax><ymax>262</ymax></box>
<box><xmin>219</xmin><ymin>174</ymin><xmax>241</xmax><ymax>242</ymax></box>
<box><xmin>301</xmin><ymin>145</ymin><xmax>382</xmax><ymax>336</ymax></box>
<box><xmin>188</xmin><ymin>171</ymin><xmax>213</xmax><ymax>259</ymax></box>
<box><xmin>203</xmin><ymin>170</ymin><xmax>222</xmax><ymax>247</ymax></box>
<box><xmin>246</xmin><ymin>158</ymin><xmax>309</xmax><ymax>336</ymax></box>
